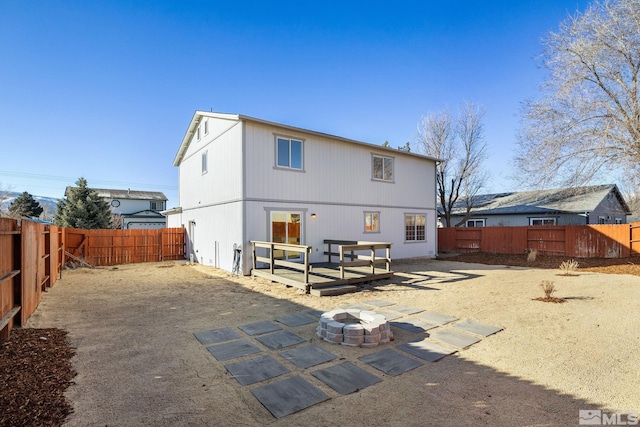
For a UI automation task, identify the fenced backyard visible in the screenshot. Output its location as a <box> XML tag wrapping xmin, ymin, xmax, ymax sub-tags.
<box><xmin>0</xmin><ymin>218</ymin><xmax>186</xmax><ymax>339</ymax></box>
<box><xmin>5</xmin><ymin>220</ymin><xmax>640</xmax><ymax>339</ymax></box>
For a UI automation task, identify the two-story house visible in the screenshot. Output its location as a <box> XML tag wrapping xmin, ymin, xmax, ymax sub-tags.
<box><xmin>94</xmin><ymin>188</ymin><xmax>168</xmax><ymax>229</ymax></box>
<box><xmin>166</xmin><ymin>111</ymin><xmax>439</xmax><ymax>275</ymax></box>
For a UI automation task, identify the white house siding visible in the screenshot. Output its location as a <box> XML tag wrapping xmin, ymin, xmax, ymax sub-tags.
<box><xmin>243</xmin><ymin>121</ymin><xmax>437</xmax><ymax>267</ymax></box>
<box><xmin>180</xmin><ymin>202</ymin><xmax>243</xmax><ymax>269</ymax></box>
<box><xmin>243</xmin><ymin>122</ymin><xmax>431</xmax><ymax>208</ymax></box>
<box><xmin>245</xmin><ymin>201</ymin><xmax>435</xmax><ymax>266</ymax></box>
<box><xmin>178</xmin><ymin>117</ymin><xmax>244</xmax><ymax>208</ymax></box>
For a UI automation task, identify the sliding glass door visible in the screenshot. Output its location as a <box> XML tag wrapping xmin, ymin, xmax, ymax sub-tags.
<box><xmin>270</xmin><ymin>211</ymin><xmax>302</xmax><ymax>260</ymax></box>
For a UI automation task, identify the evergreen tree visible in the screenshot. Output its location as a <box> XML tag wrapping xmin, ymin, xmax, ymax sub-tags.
<box><xmin>8</xmin><ymin>191</ymin><xmax>44</xmax><ymax>218</ymax></box>
<box><xmin>54</xmin><ymin>178</ymin><xmax>112</xmax><ymax>229</ymax></box>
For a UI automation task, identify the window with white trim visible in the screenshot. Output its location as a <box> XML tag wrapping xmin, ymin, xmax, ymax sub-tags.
<box><xmin>529</xmin><ymin>217</ymin><xmax>556</xmax><ymax>225</ymax></box>
<box><xmin>598</xmin><ymin>216</ymin><xmax>606</xmax><ymax>224</ymax></box>
<box><xmin>466</xmin><ymin>219</ymin><xmax>485</xmax><ymax>227</ymax></box>
<box><xmin>405</xmin><ymin>214</ymin><xmax>426</xmax><ymax>241</ymax></box>
<box><xmin>197</xmin><ymin>125</ymin><xmax>201</xmax><ymax>141</ymax></box>
<box><xmin>204</xmin><ymin>120</ymin><xmax>208</xmax><ymax>135</ymax></box>
<box><xmin>150</xmin><ymin>201</ymin><xmax>165</xmax><ymax>211</ymax></box>
<box><xmin>364</xmin><ymin>212</ymin><xmax>380</xmax><ymax>233</ymax></box>
<box><xmin>276</xmin><ymin>137</ymin><xmax>303</xmax><ymax>170</ymax></box>
<box><xmin>615</xmin><ymin>217</ymin><xmax>623</xmax><ymax>224</ymax></box>
<box><xmin>372</xmin><ymin>154</ymin><xmax>393</xmax><ymax>182</ymax></box>
<box><xmin>202</xmin><ymin>150</ymin><xmax>208</xmax><ymax>174</ymax></box>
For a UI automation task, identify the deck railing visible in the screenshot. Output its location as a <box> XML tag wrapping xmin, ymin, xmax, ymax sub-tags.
<box><xmin>324</xmin><ymin>240</ymin><xmax>392</xmax><ymax>279</ymax></box>
<box><xmin>250</xmin><ymin>241</ymin><xmax>312</xmax><ymax>283</ymax></box>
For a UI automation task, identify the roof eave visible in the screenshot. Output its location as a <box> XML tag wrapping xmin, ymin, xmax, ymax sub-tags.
<box><xmin>173</xmin><ymin>111</ymin><xmax>442</xmax><ymax>166</ymax></box>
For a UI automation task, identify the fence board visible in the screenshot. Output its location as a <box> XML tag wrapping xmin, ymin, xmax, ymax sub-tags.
<box><xmin>21</xmin><ymin>220</ymin><xmax>42</xmax><ymax>324</ymax></box>
<box><xmin>0</xmin><ymin>218</ymin><xmax>20</xmax><ymax>339</ymax></box>
<box><xmin>438</xmin><ymin>222</ymin><xmax>640</xmax><ymax>258</ymax></box>
<box><xmin>482</xmin><ymin>227</ymin><xmax>527</xmax><ymax>254</ymax></box>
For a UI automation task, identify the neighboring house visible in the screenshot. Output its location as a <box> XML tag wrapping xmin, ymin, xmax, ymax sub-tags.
<box><xmin>167</xmin><ymin>111</ymin><xmax>439</xmax><ymax>274</ymax></box>
<box><xmin>94</xmin><ymin>188</ymin><xmax>168</xmax><ymax>229</ymax></box>
<box><xmin>445</xmin><ymin>184</ymin><xmax>631</xmax><ymax>227</ymax></box>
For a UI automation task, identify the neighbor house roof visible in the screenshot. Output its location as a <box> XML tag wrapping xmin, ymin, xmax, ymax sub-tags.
<box><xmin>173</xmin><ymin>111</ymin><xmax>442</xmax><ymax>166</ymax></box>
<box><xmin>64</xmin><ymin>187</ymin><xmax>167</xmax><ymax>201</ymax></box>
<box><xmin>449</xmin><ymin>184</ymin><xmax>631</xmax><ymax>216</ymax></box>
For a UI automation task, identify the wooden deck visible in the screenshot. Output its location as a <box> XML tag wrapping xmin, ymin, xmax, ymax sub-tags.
<box><xmin>250</xmin><ymin>240</ymin><xmax>393</xmax><ymax>296</ymax></box>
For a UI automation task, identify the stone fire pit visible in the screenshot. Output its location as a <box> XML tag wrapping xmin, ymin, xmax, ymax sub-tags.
<box><xmin>316</xmin><ymin>309</ymin><xmax>393</xmax><ymax>348</ymax></box>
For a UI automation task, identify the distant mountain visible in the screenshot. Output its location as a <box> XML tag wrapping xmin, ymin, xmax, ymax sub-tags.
<box><xmin>0</xmin><ymin>192</ymin><xmax>59</xmax><ymax>221</ymax></box>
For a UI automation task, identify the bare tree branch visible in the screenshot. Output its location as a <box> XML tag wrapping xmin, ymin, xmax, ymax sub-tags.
<box><xmin>416</xmin><ymin>101</ymin><xmax>488</xmax><ymax>227</ymax></box>
<box><xmin>515</xmin><ymin>0</ymin><xmax>640</xmax><ymax>188</ymax></box>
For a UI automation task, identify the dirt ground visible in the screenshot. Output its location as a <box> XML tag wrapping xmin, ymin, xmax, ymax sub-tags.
<box><xmin>14</xmin><ymin>255</ymin><xmax>640</xmax><ymax>426</ymax></box>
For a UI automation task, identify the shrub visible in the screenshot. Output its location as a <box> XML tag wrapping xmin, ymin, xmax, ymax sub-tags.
<box><xmin>559</xmin><ymin>259</ymin><xmax>579</xmax><ymax>275</ymax></box>
<box><xmin>534</xmin><ymin>280</ymin><xmax>566</xmax><ymax>303</ymax></box>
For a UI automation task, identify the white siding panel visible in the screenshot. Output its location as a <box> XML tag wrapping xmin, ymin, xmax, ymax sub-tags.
<box><xmin>166</xmin><ymin>212</ymin><xmax>183</xmax><ymax>228</ymax></box>
<box><xmin>179</xmin><ymin>118</ymin><xmax>244</xmax><ymax>209</ymax></box>
<box><xmin>245</xmin><ymin>201</ymin><xmax>436</xmax><ymax>266</ymax></box>
<box><xmin>181</xmin><ymin>202</ymin><xmax>244</xmax><ymax>271</ymax></box>
<box><xmin>243</xmin><ymin>122</ymin><xmax>436</xmax><ymax>209</ymax></box>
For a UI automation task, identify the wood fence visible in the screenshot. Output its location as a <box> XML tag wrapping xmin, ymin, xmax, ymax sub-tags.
<box><xmin>65</xmin><ymin>228</ymin><xmax>186</xmax><ymax>266</ymax></box>
<box><xmin>0</xmin><ymin>220</ymin><xmax>186</xmax><ymax>340</ymax></box>
<box><xmin>438</xmin><ymin>223</ymin><xmax>640</xmax><ymax>258</ymax></box>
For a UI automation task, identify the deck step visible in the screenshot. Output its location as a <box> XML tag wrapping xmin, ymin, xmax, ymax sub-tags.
<box><xmin>310</xmin><ymin>285</ymin><xmax>358</xmax><ymax>297</ymax></box>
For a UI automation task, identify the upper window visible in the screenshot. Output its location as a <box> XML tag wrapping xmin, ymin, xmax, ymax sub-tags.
<box><xmin>466</xmin><ymin>219</ymin><xmax>485</xmax><ymax>227</ymax></box>
<box><xmin>530</xmin><ymin>217</ymin><xmax>555</xmax><ymax>226</ymax></box>
<box><xmin>405</xmin><ymin>214</ymin><xmax>426</xmax><ymax>241</ymax></box>
<box><xmin>150</xmin><ymin>201</ymin><xmax>165</xmax><ymax>211</ymax></box>
<box><xmin>197</xmin><ymin>125</ymin><xmax>201</xmax><ymax>141</ymax></box>
<box><xmin>276</xmin><ymin>137</ymin><xmax>303</xmax><ymax>170</ymax></box>
<box><xmin>364</xmin><ymin>212</ymin><xmax>380</xmax><ymax>233</ymax></box>
<box><xmin>202</xmin><ymin>150</ymin><xmax>208</xmax><ymax>174</ymax></box>
<box><xmin>204</xmin><ymin>120</ymin><xmax>209</xmax><ymax>135</ymax></box>
<box><xmin>372</xmin><ymin>154</ymin><xmax>394</xmax><ymax>182</ymax></box>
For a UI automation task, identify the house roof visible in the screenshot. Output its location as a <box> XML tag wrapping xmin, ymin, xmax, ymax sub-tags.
<box><xmin>173</xmin><ymin>110</ymin><xmax>442</xmax><ymax>166</ymax></box>
<box><xmin>450</xmin><ymin>184</ymin><xmax>631</xmax><ymax>216</ymax></box>
<box><xmin>65</xmin><ymin>187</ymin><xmax>167</xmax><ymax>201</ymax></box>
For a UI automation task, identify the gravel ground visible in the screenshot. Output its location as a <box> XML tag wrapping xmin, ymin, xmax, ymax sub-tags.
<box><xmin>5</xmin><ymin>254</ymin><xmax>640</xmax><ymax>426</ymax></box>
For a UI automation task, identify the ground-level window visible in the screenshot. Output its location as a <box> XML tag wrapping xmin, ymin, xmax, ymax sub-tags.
<box><xmin>202</xmin><ymin>151</ymin><xmax>208</xmax><ymax>174</ymax></box>
<box><xmin>529</xmin><ymin>217</ymin><xmax>556</xmax><ymax>225</ymax></box>
<box><xmin>405</xmin><ymin>214</ymin><xmax>426</xmax><ymax>241</ymax></box>
<box><xmin>466</xmin><ymin>219</ymin><xmax>485</xmax><ymax>227</ymax></box>
<box><xmin>276</xmin><ymin>137</ymin><xmax>303</xmax><ymax>170</ymax></box>
<box><xmin>598</xmin><ymin>216</ymin><xmax>606</xmax><ymax>224</ymax></box>
<box><xmin>372</xmin><ymin>154</ymin><xmax>394</xmax><ymax>182</ymax></box>
<box><xmin>615</xmin><ymin>218</ymin><xmax>623</xmax><ymax>224</ymax></box>
<box><xmin>364</xmin><ymin>212</ymin><xmax>380</xmax><ymax>233</ymax></box>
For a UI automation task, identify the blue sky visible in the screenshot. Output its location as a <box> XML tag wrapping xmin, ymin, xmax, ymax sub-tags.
<box><xmin>0</xmin><ymin>0</ymin><xmax>590</xmax><ymax>208</ymax></box>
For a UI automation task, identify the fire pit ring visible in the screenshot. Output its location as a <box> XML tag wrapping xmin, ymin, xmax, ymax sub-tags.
<box><xmin>316</xmin><ymin>309</ymin><xmax>393</xmax><ymax>348</ymax></box>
